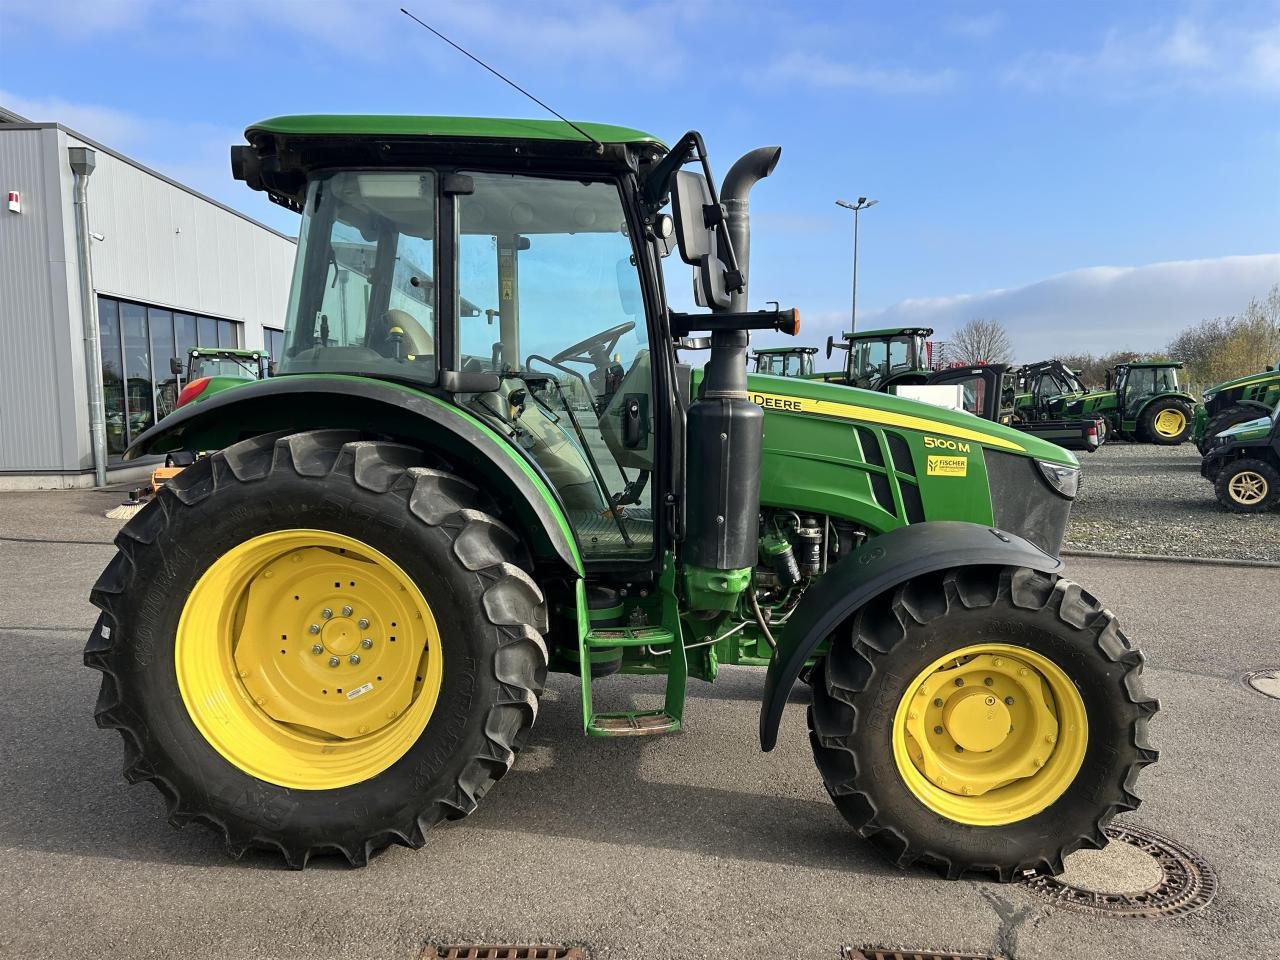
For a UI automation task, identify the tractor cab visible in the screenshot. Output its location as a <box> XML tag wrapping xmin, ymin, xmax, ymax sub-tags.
<box><xmin>824</xmin><ymin>327</ymin><xmax>933</xmax><ymax>391</ymax></box>
<box><xmin>173</xmin><ymin>347</ymin><xmax>271</xmax><ymax>383</ymax></box>
<box><xmin>1017</xmin><ymin>359</ymin><xmax>1088</xmax><ymax>417</ymax></box>
<box><xmin>750</xmin><ymin>345</ymin><xmax>818</xmax><ymax>377</ymax></box>
<box><xmin>925</xmin><ymin>364</ymin><xmax>1016</xmax><ymax>423</ymax></box>
<box><xmin>1107</xmin><ymin>361</ymin><xmax>1182</xmax><ymax>410</ymax></box>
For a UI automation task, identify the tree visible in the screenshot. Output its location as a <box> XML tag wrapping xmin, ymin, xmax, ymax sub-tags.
<box><xmin>1167</xmin><ymin>285</ymin><xmax>1280</xmax><ymax>391</ymax></box>
<box><xmin>949</xmin><ymin>318</ymin><xmax>1014</xmax><ymax>366</ymax></box>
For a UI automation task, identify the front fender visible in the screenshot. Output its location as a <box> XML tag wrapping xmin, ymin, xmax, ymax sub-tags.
<box><xmin>758</xmin><ymin>520</ymin><xmax>1061</xmax><ymax>751</ymax></box>
<box><xmin>125</xmin><ymin>374</ymin><xmax>583</xmax><ymax>575</ymax></box>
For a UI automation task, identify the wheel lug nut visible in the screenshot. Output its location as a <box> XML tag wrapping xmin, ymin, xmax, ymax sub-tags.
<box><xmin>309</xmin><ymin>624</ymin><xmax>321</xmax><ymax>635</ymax></box>
<box><xmin>1004</xmin><ymin>696</ymin><xmax>1015</xmax><ymax>705</ymax></box>
<box><xmin>954</xmin><ymin>744</ymin><xmax>964</xmax><ymax>752</ymax></box>
<box><xmin>311</xmin><ymin>643</ymin><xmax>324</xmax><ymax>655</ymax></box>
<box><xmin>963</xmin><ymin>785</ymin><xmax>974</xmax><ymax>795</ymax></box>
<box><xmin>993</xmin><ymin>657</ymin><xmax>1004</xmax><ymax>666</ymax></box>
<box><xmin>1046</xmin><ymin>734</ymin><xmax>1057</xmax><ymax>743</ymax></box>
<box><xmin>983</xmin><ymin>677</ymin><xmax>993</xmax><ymax>686</ymax></box>
<box><xmin>1033</xmin><ymin>756</ymin><xmax>1044</xmax><ymax>767</ymax></box>
<box><xmin>349</xmin><ymin>654</ymin><xmax>361</xmax><ymax>665</ymax></box>
<box><xmin>933</xmin><ymin>725</ymin><xmax>944</xmax><ymax>734</ymax></box>
<box><xmin>954</xmin><ymin>678</ymin><xmax>964</xmax><ymax>687</ymax></box>
<box><xmin>342</xmin><ymin>605</ymin><xmax>353</xmax><ymax>617</ymax></box>
<box><xmin>358</xmin><ymin>618</ymin><xmax>370</xmax><ymax>629</ymax></box>
<box><xmin>328</xmin><ymin>656</ymin><xmax>340</xmax><ymax>668</ymax></box>
<box><xmin>933</xmin><ymin>698</ymin><xmax>944</xmax><ymax>708</ymax></box>
<box><xmin>321</xmin><ymin>608</ymin><xmax>333</xmax><ymax>620</ymax></box>
<box><xmin>361</xmin><ymin>638</ymin><xmax>373</xmax><ymax>649</ymax></box>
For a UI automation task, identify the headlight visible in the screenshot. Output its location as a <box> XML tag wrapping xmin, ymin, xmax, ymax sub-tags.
<box><xmin>1037</xmin><ymin>459</ymin><xmax>1080</xmax><ymax>499</ymax></box>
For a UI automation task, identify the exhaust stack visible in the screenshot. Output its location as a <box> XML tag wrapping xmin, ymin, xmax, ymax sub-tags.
<box><xmin>683</xmin><ymin>146</ymin><xmax>782</xmax><ymax>610</ymax></box>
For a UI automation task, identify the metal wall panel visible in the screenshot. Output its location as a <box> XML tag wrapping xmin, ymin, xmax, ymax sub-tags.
<box><xmin>0</xmin><ymin>127</ymin><xmax>79</xmax><ymax>471</ymax></box>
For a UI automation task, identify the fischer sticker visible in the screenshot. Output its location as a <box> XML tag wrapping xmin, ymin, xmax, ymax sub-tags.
<box><xmin>927</xmin><ymin>455</ymin><xmax>968</xmax><ymax>477</ymax></box>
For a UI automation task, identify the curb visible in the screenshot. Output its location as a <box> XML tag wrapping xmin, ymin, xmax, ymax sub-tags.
<box><xmin>1061</xmin><ymin>547</ymin><xmax>1280</xmax><ymax>569</ymax></box>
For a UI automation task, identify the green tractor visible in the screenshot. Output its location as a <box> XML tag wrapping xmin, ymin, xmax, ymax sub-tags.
<box><xmin>1053</xmin><ymin>361</ymin><xmax>1196</xmax><ymax>445</ymax></box>
<box><xmin>1192</xmin><ymin>360</ymin><xmax>1280</xmax><ymax>454</ymax></box>
<box><xmin>86</xmin><ymin>115</ymin><xmax>1156</xmax><ymax>877</ymax></box>
<box><xmin>1201</xmin><ymin>402</ymin><xmax>1280</xmax><ymax>511</ymax></box>
<box><xmin>823</xmin><ymin>326</ymin><xmax>935</xmax><ymax>390</ymax></box>
<box><xmin>749</xmin><ymin>345</ymin><xmax>819</xmax><ymax>377</ymax></box>
<box><xmin>168</xmin><ymin>346</ymin><xmax>272</xmax><ymax>410</ymax></box>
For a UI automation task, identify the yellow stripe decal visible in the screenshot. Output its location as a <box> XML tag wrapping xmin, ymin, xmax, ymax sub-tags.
<box><xmin>749</xmin><ymin>391</ymin><xmax>1026</xmax><ymax>452</ymax></box>
<box><xmin>1219</xmin><ymin>374</ymin><xmax>1279</xmax><ymax>390</ymax></box>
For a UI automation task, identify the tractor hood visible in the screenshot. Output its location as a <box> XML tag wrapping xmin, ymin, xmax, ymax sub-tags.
<box><xmin>746</xmin><ymin>373</ymin><xmax>1078</xmax><ymax>466</ymax></box>
<box><xmin>1217</xmin><ymin>413</ymin><xmax>1275</xmax><ymax>442</ymax></box>
<box><xmin>1203</xmin><ymin>369</ymin><xmax>1280</xmax><ymax>402</ymax></box>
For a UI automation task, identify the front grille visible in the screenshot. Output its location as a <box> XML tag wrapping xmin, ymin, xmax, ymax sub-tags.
<box><xmin>982</xmin><ymin>449</ymin><xmax>1071</xmax><ymax>555</ymax></box>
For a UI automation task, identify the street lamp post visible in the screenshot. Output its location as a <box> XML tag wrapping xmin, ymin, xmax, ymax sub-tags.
<box><xmin>835</xmin><ymin>197</ymin><xmax>878</xmax><ymax>334</ymax></box>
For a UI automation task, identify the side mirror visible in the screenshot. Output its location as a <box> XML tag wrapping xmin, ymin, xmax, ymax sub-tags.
<box><xmin>169</xmin><ymin>357</ymin><xmax>183</xmax><ymax>375</ymax></box>
<box><xmin>1105</xmin><ymin>371</ymin><xmax>1112</xmax><ymax>389</ymax></box>
<box><xmin>825</xmin><ymin>335</ymin><xmax>835</xmax><ymax>359</ymax></box>
<box><xmin>671</xmin><ymin>170</ymin><xmax>731</xmax><ymax>311</ymax></box>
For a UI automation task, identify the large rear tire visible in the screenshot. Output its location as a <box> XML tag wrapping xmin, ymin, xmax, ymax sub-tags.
<box><xmin>808</xmin><ymin>565</ymin><xmax>1158</xmax><ymax>881</ymax></box>
<box><xmin>86</xmin><ymin>430</ymin><xmax>548</xmax><ymax>867</ymax></box>
<box><xmin>1141</xmin><ymin>398</ymin><xmax>1193</xmax><ymax>445</ymax></box>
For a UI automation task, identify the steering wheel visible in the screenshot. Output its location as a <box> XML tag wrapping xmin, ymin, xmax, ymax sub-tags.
<box><xmin>550</xmin><ymin>321</ymin><xmax>635</xmax><ymax>376</ymax></box>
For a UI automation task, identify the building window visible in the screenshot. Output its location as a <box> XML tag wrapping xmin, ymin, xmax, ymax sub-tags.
<box><xmin>97</xmin><ymin>295</ymin><xmax>243</xmax><ymax>456</ymax></box>
<box><xmin>263</xmin><ymin>326</ymin><xmax>285</xmax><ymax>364</ymax></box>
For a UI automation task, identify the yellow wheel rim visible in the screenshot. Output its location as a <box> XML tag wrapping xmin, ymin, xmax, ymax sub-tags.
<box><xmin>176</xmin><ymin>529</ymin><xmax>443</xmax><ymax>790</ymax></box>
<box><xmin>1153</xmin><ymin>408</ymin><xmax>1187</xmax><ymax>438</ymax></box>
<box><xmin>1228</xmin><ymin>471</ymin><xmax>1268</xmax><ymax>505</ymax></box>
<box><xmin>892</xmin><ymin>643</ymin><xmax>1087</xmax><ymax>826</ymax></box>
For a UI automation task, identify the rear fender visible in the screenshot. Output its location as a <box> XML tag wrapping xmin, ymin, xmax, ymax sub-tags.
<box><xmin>758</xmin><ymin>520</ymin><xmax>1061</xmax><ymax>751</ymax></box>
<box><xmin>124</xmin><ymin>374</ymin><xmax>583</xmax><ymax>575</ymax></box>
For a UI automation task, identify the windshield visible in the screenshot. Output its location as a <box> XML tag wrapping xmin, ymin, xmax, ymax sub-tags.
<box><xmin>1125</xmin><ymin>366</ymin><xmax>1178</xmax><ymax>397</ymax></box>
<box><xmin>280</xmin><ymin>172</ymin><xmax>438</xmax><ymax>384</ymax></box>
<box><xmin>190</xmin><ymin>355</ymin><xmax>258</xmax><ymax>380</ymax></box>
<box><xmin>850</xmin><ymin>335</ymin><xmax>916</xmax><ymax>385</ymax></box>
<box><xmin>755</xmin><ymin>352</ymin><xmax>812</xmax><ymax>376</ymax></box>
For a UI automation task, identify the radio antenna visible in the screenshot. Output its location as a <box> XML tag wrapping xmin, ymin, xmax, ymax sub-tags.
<box><xmin>400</xmin><ymin>8</ymin><xmax>604</xmax><ymax>153</ymax></box>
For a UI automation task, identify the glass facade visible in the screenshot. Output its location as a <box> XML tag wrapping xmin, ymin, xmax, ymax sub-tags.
<box><xmin>97</xmin><ymin>295</ymin><xmax>242</xmax><ymax>455</ymax></box>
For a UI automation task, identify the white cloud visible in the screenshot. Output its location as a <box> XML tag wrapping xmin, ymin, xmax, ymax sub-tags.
<box><xmin>833</xmin><ymin>254</ymin><xmax>1280</xmax><ymax>362</ymax></box>
<box><xmin>0</xmin><ymin>89</ymin><xmax>149</xmax><ymax>147</ymax></box>
<box><xmin>762</xmin><ymin>51</ymin><xmax>958</xmax><ymax>94</ymax></box>
<box><xmin>1005</xmin><ymin>16</ymin><xmax>1280</xmax><ymax>96</ymax></box>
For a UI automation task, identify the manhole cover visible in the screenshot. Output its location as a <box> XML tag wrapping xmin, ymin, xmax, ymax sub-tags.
<box><xmin>422</xmin><ymin>948</ymin><xmax>586</xmax><ymax>959</ymax></box>
<box><xmin>1020</xmin><ymin>822</ymin><xmax>1217</xmax><ymax>918</ymax></box>
<box><xmin>843</xmin><ymin>950</ymin><xmax>1003</xmax><ymax>960</ymax></box>
<box><xmin>1243</xmin><ymin>669</ymin><xmax>1280</xmax><ymax>700</ymax></box>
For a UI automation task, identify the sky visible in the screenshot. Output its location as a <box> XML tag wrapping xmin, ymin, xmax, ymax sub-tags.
<box><xmin>2</xmin><ymin>0</ymin><xmax>1278</xmax><ymax>360</ymax></box>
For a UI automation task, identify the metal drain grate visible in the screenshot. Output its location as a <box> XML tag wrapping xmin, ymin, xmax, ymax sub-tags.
<box><xmin>842</xmin><ymin>949</ymin><xmax>1003</xmax><ymax>960</ymax></box>
<box><xmin>1020</xmin><ymin>822</ymin><xmax>1217</xmax><ymax>918</ymax></box>
<box><xmin>422</xmin><ymin>948</ymin><xmax>586</xmax><ymax>960</ymax></box>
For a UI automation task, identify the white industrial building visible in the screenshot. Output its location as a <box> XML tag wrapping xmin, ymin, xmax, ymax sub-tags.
<box><xmin>0</xmin><ymin>105</ymin><xmax>297</xmax><ymax>489</ymax></box>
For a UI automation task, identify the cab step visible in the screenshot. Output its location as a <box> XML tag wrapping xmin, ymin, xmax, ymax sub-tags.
<box><xmin>586</xmin><ymin>710</ymin><xmax>681</xmax><ymax>737</ymax></box>
<box><xmin>584</xmin><ymin>626</ymin><xmax>675</xmax><ymax>649</ymax></box>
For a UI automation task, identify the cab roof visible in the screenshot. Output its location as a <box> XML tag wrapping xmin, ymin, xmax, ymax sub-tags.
<box><xmin>842</xmin><ymin>327</ymin><xmax>933</xmax><ymax>340</ymax></box>
<box><xmin>247</xmin><ymin>115</ymin><xmax>667</xmax><ymax>149</ymax></box>
<box><xmin>754</xmin><ymin>346</ymin><xmax>818</xmax><ymax>355</ymax></box>
<box><xmin>1118</xmin><ymin>360</ymin><xmax>1183</xmax><ymax>369</ymax></box>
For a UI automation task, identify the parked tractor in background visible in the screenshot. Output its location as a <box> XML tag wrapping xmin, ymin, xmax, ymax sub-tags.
<box><xmin>1192</xmin><ymin>360</ymin><xmax>1280</xmax><ymax>454</ymax></box>
<box><xmin>750</xmin><ymin>345</ymin><xmax>819</xmax><ymax>377</ymax></box>
<box><xmin>1019</xmin><ymin>359</ymin><xmax>1195</xmax><ymax>445</ymax></box>
<box><xmin>823</xmin><ymin>326</ymin><xmax>936</xmax><ymax>391</ymax></box>
<box><xmin>87</xmin><ymin>114</ymin><xmax>1156</xmax><ymax>879</ymax></box>
<box><xmin>1201</xmin><ymin>400</ymin><xmax>1280</xmax><ymax>511</ymax></box>
<box><xmin>930</xmin><ymin>365</ymin><xmax>1105</xmax><ymax>452</ymax></box>
<box><xmin>169</xmin><ymin>346</ymin><xmax>272</xmax><ymax>411</ymax></box>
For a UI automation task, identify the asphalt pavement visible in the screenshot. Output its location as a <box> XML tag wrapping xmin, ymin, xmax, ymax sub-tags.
<box><xmin>2</xmin><ymin>488</ymin><xmax>1278</xmax><ymax>960</ymax></box>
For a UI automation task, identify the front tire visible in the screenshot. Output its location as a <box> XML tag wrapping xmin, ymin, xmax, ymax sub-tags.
<box><xmin>86</xmin><ymin>430</ymin><xmax>549</xmax><ymax>867</ymax></box>
<box><xmin>1214</xmin><ymin>458</ymin><xmax>1280</xmax><ymax>513</ymax></box>
<box><xmin>1141</xmin><ymin>398</ymin><xmax>1193</xmax><ymax>445</ymax></box>
<box><xmin>808</xmin><ymin>565</ymin><xmax>1158</xmax><ymax>881</ymax></box>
